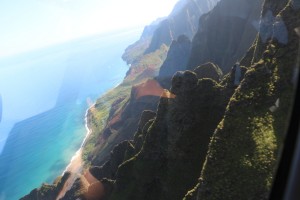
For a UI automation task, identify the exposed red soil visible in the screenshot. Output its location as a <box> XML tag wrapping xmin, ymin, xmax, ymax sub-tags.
<box><xmin>133</xmin><ymin>79</ymin><xmax>175</xmax><ymax>100</ymax></box>
<box><xmin>108</xmin><ymin>108</ymin><xmax>122</xmax><ymax>127</ymax></box>
<box><xmin>83</xmin><ymin>170</ymin><xmax>105</xmax><ymax>200</ymax></box>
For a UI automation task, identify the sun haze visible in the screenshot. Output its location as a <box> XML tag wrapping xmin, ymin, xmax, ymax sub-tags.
<box><xmin>0</xmin><ymin>0</ymin><xmax>179</xmax><ymax>58</ymax></box>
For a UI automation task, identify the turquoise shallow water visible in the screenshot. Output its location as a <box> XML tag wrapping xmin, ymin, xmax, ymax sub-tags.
<box><xmin>0</xmin><ymin>28</ymin><xmax>141</xmax><ymax>200</ymax></box>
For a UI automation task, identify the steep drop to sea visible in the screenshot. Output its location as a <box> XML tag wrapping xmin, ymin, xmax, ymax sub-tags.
<box><xmin>0</xmin><ymin>28</ymin><xmax>142</xmax><ymax>200</ymax></box>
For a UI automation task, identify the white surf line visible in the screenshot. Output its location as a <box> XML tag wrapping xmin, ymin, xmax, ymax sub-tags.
<box><xmin>61</xmin><ymin>80</ymin><xmax>123</xmax><ymax>175</ymax></box>
<box><xmin>62</xmin><ymin>103</ymin><xmax>95</xmax><ymax>175</ymax></box>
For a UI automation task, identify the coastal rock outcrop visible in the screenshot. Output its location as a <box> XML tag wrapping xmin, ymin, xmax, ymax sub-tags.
<box><xmin>20</xmin><ymin>172</ymin><xmax>71</xmax><ymax>200</ymax></box>
<box><xmin>60</xmin><ymin>176</ymin><xmax>89</xmax><ymax>200</ymax></box>
<box><xmin>122</xmin><ymin>18</ymin><xmax>165</xmax><ymax>65</ymax></box>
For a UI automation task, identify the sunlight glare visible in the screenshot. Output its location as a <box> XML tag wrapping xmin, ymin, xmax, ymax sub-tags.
<box><xmin>0</xmin><ymin>0</ymin><xmax>179</xmax><ymax>57</ymax></box>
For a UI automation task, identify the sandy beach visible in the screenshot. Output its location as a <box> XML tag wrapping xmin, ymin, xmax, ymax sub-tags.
<box><xmin>57</xmin><ymin>103</ymin><xmax>97</xmax><ymax>199</ymax></box>
<box><xmin>63</xmin><ymin>101</ymin><xmax>95</xmax><ymax>172</ymax></box>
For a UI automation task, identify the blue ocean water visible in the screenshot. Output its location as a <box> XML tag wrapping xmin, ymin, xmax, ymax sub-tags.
<box><xmin>0</xmin><ymin>28</ymin><xmax>142</xmax><ymax>200</ymax></box>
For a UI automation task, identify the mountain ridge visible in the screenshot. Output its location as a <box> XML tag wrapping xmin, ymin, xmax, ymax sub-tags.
<box><xmin>21</xmin><ymin>0</ymin><xmax>299</xmax><ymax>199</ymax></box>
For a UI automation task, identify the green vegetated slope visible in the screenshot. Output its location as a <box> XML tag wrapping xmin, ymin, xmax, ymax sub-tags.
<box><xmin>22</xmin><ymin>0</ymin><xmax>300</xmax><ymax>199</ymax></box>
<box><xmin>122</xmin><ymin>17</ymin><xmax>165</xmax><ymax>65</ymax></box>
<box><xmin>123</xmin><ymin>0</ymin><xmax>219</xmax><ymax>64</ymax></box>
<box><xmin>21</xmin><ymin>1</ymin><xmax>220</xmax><ymax>199</ymax></box>
<box><xmin>83</xmin><ymin>44</ymin><xmax>168</xmax><ymax>167</ymax></box>
<box><xmin>83</xmin><ymin>84</ymin><xmax>131</xmax><ymax>164</ymax></box>
<box><xmin>21</xmin><ymin>172</ymin><xmax>71</xmax><ymax>200</ymax></box>
<box><xmin>108</xmin><ymin>69</ymin><xmax>236</xmax><ymax>200</ymax></box>
<box><xmin>185</xmin><ymin>1</ymin><xmax>300</xmax><ymax>199</ymax></box>
<box><xmin>91</xmin><ymin>1</ymin><xmax>299</xmax><ymax>200</ymax></box>
<box><xmin>82</xmin><ymin>0</ymin><xmax>220</xmax><ymax>169</ymax></box>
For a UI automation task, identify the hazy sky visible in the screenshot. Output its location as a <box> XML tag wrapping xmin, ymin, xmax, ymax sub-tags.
<box><xmin>0</xmin><ymin>0</ymin><xmax>179</xmax><ymax>58</ymax></box>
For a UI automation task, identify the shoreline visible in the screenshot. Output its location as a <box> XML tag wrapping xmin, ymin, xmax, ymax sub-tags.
<box><xmin>58</xmin><ymin>62</ymin><xmax>128</xmax><ymax>198</ymax></box>
<box><xmin>63</xmin><ymin>66</ymin><xmax>126</xmax><ymax>175</ymax></box>
<box><xmin>56</xmin><ymin>103</ymin><xmax>95</xmax><ymax>200</ymax></box>
<box><xmin>62</xmin><ymin>103</ymin><xmax>95</xmax><ymax>175</ymax></box>
<box><xmin>62</xmin><ymin>81</ymin><xmax>123</xmax><ymax>175</ymax></box>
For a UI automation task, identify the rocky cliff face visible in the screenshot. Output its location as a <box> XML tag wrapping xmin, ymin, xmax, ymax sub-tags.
<box><xmin>156</xmin><ymin>35</ymin><xmax>192</xmax><ymax>88</ymax></box>
<box><xmin>123</xmin><ymin>0</ymin><xmax>219</xmax><ymax>65</ymax></box>
<box><xmin>156</xmin><ymin>0</ymin><xmax>262</xmax><ymax>90</ymax></box>
<box><xmin>22</xmin><ymin>0</ymin><xmax>299</xmax><ymax>199</ymax></box>
<box><xmin>188</xmin><ymin>0</ymin><xmax>264</xmax><ymax>73</ymax></box>
<box><xmin>60</xmin><ymin>176</ymin><xmax>89</xmax><ymax>200</ymax></box>
<box><xmin>21</xmin><ymin>172</ymin><xmax>71</xmax><ymax>200</ymax></box>
<box><xmin>87</xmin><ymin>64</ymin><xmax>237</xmax><ymax>200</ymax></box>
<box><xmin>145</xmin><ymin>0</ymin><xmax>219</xmax><ymax>54</ymax></box>
<box><xmin>88</xmin><ymin>110</ymin><xmax>157</xmax><ymax>181</ymax></box>
<box><xmin>184</xmin><ymin>1</ymin><xmax>300</xmax><ymax>199</ymax></box>
<box><xmin>107</xmin><ymin>68</ymin><xmax>235</xmax><ymax>200</ymax></box>
<box><xmin>251</xmin><ymin>0</ymin><xmax>290</xmax><ymax>64</ymax></box>
<box><xmin>87</xmin><ymin>80</ymin><xmax>162</xmax><ymax>167</ymax></box>
<box><xmin>91</xmin><ymin>1</ymin><xmax>299</xmax><ymax>200</ymax></box>
<box><xmin>122</xmin><ymin>18</ymin><xmax>165</xmax><ymax>65</ymax></box>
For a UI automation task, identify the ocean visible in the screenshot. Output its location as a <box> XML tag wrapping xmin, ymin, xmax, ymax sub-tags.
<box><xmin>0</xmin><ymin>27</ymin><xmax>142</xmax><ymax>200</ymax></box>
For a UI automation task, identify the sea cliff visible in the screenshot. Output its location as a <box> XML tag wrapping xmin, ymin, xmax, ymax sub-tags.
<box><xmin>22</xmin><ymin>0</ymin><xmax>300</xmax><ymax>199</ymax></box>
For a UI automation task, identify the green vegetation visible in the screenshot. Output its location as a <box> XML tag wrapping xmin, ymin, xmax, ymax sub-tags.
<box><xmin>82</xmin><ymin>44</ymin><xmax>169</xmax><ymax>166</ymax></box>
<box><xmin>87</xmin><ymin>6</ymin><xmax>299</xmax><ymax>196</ymax></box>
<box><xmin>122</xmin><ymin>38</ymin><xmax>151</xmax><ymax>65</ymax></box>
<box><xmin>123</xmin><ymin>44</ymin><xmax>169</xmax><ymax>85</ymax></box>
<box><xmin>108</xmin><ymin>69</ymin><xmax>235</xmax><ymax>200</ymax></box>
<box><xmin>83</xmin><ymin>85</ymin><xmax>131</xmax><ymax>165</ymax></box>
<box><xmin>21</xmin><ymin>172</ymin><xmax>71</xmax><ymax>200</ymax></box>
<box><xmin>105</xmin><ymin>2</ymin><xmax>298</xmax><ymax>200</ymax></box>
<box><xmin>193</xmin><ymin>62</ymin><xmax>223</xmax><ymax>81</ymax></box>
<box><xmin>185</xmin><ymin>3</ymin><xmax>299</xmax><ymax>199</ymax></box>
<box><xmin>187</xmin><ymin>60</ymin><xmax>291</xmax><ymax>199</ymax></box>
<box><xmin>22</xmin><ymin>1</ymin><xmax>299</xmax><ymax>200</ymax></box>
